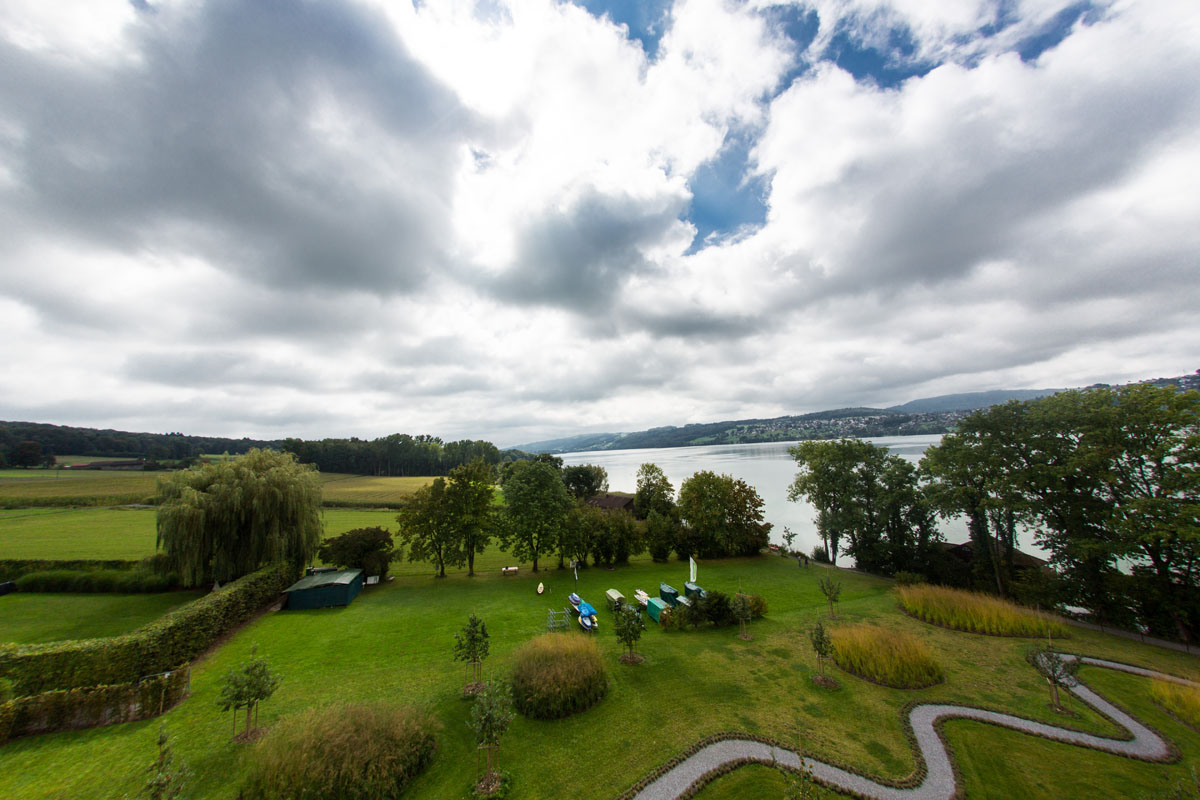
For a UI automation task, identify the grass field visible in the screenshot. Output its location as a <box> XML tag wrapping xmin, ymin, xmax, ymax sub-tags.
<box><xmin>0</xmin><ymin>466</ymin><xmax>431</xmax><ymax>509</ymax></box>
<box><xmin>0</xmin><ymin>591</ymin><xmax>205</xmax><ymax>644</ymax></box>
<box><xmin>0</xmin><ymin>507</ymin><xmax>422</xmax><ymax>568</ymax></box>
<box><xmin>0</xmin><ymin>556</ymin><xmax>1196</xmax><ymax>800</ymax></box>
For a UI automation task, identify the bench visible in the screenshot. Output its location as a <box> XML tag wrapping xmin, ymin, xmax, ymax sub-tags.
<box><xmin>502</xmin><ymin>566</ymin><xmax>519</xmax><ymax>576</ymax></box>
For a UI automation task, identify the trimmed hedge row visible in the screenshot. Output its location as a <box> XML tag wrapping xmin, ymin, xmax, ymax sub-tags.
<box><xmin>0</xmin><ymin>563</ymin><xmax>294</xmax><ymax>696</ymax></box>
<box><xmin>14</xmin><ymin>569</ymin><xmax>179</xmax><ymax>593</ymax></box>
<box><xmin>0</xmin><ymin>668</ymin><xmax>190</xmax><ymax>744</ymax></box>
<box><xmin>0</xmin><ymin>560</ymin><xmax>141</xmax><ymax>581</ymax></box>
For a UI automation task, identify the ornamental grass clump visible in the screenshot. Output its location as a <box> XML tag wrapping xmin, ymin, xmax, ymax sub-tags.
<box><xmin>240</xmin><ymin>703</ymin><xmax>438</xmax><ymax>800</ymax></box>
<box><xmin>510</xmin><ymin>633</ymin><xmax>608</xmax><ymax>719</ymax></box>
<box><xmin>897</xmin><ymin>584</ymin><xmax>1068</xmax><ymax>638</ymax></box>
<box><xmin>831</xmin><ymin>624</ymin><xmax>943</xmax><ymax>689</ymax></box>
<box><xmin>1151</xmin><ymin>678</ymin><xmax>1200</xmax><ymax>728</ymax></box>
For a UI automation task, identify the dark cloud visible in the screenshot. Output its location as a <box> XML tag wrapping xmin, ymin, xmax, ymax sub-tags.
<box><xmin>488</xmin><ymin>188</ymin><xmax>687</xmax><ymax>313</ymax></box>
<box><xmin>0</xmin><ymin>0</ymin><xmax>470</xmax><ymax>298</ymax></box>
<box><xmin>121</xmin><ymin>350</ymin><xmax>321</xmax><ymax>390</ymax></box>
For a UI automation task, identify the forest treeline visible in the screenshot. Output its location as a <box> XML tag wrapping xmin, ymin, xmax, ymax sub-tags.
<box><xmin>790</xmin><ymin>382</ymin><xmax>1200</xmax><ymax>644</ymax></box>
<box><xmin>0</xmin><ymin>420</ymin><xmax>274</xmax><ymax>464</ymax></box>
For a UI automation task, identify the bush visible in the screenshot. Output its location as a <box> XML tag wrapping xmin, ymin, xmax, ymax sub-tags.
<box><xmin>15</xmin><ymin>568</ymin><xmax>177</xmax><ymax>594</ymax></box>
<box><xmin>1152</xmin><ymin>679</ymin><xmax>1200</xmax><ymax>729</ymax></box>
<box><xmin>830</xmin><ymin>624</ymin><xmax>943</xmax><ymax>689</ymax></box>
<box><xmin>897</xmin><ymin>584</ymin><xmax>1069</xmax><ymax>637</ymax></box>
<box><xmin>893</xmin><ymin>571</ymin><xmax>925</xmax><ymax>586</ymax></box>
<box><xmin>0</xmin><ymin>676</ymin><xmax>12</xmax><ymax>703</ymax></box>
<box><xmin>0</xmin><ymin>563</ymin><xmax>294</xmax><ymax>696</ymax></box>
<box><xmin>811</xmin><ymin>545</ymin><xmax>831</xmax><ymax>564</ymax></box>
<box><xmin>317</xmin><ymin>527</ymin><xmax>396</xmax><ymax>579</ymax></box>
<box><xmin>744</xmin><ymin>593</ymin><xmax>768</xmax><ymax>618</ymax></box>
<box><xmin>240</xmin><ymin>703</ymin><xmax>438</xmax><ymax>800</ymax></box>
<box><xmin>693</xmin><ymin>591</ymin><xmax>734</xmax><ymax>626</ymax></box>
<box><xmin>510</xmin><ymin>634</ymin><xmax>607</xmax><ymax>719</ymax></box>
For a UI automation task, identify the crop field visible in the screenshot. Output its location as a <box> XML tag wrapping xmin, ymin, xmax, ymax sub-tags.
<box><xmin>317</xmin><ymin>473</ymin><xmax>432</xmax><ymax>505</ymax></box>
<box><xmin>0</xmin><ymin>469</ymin><xmax>159</xmax><ymax>507</ymax></box>
<box><xmin>0</xmin><ymin>591</ymin><xmax>204</xmax><ymax>644</ymax></box>
<box><xmin>0</xmin><ymin>556</ymin><xmax>1197</xmax><ymax>800</ymax></box>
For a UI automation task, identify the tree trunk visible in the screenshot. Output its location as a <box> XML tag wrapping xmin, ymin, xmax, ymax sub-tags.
<box><xmin>468</xmin><ymin>550</ymin><xmax>475</xmax><ymax>578</ymax></box>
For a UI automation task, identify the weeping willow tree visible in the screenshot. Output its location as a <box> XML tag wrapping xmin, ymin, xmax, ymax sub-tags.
<box><xmin>156</xmin><ymin>449</ymin><xmax>322</xmax><ymax>587</ymax></box>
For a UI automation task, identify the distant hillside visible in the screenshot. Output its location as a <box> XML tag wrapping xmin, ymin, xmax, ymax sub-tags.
<box><xmin>514</xmin><ymin>370</ymin><xmax>1199</xmax><ymax>454</ymax></box>
<box><xmin>514</xmin><ymin>406</ymin><xmax>962</xmax><ymax>454</ymax></box>
<box><xmin>886</xmin><ymin>388</ymin><xmax>1061</xmax><ymax>414</ymax></box>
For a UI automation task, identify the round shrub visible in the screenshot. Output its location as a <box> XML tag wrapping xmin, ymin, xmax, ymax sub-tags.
<box><xmin>240</xmin><ymin>703</ymin><xmax>439</xmax><ymax>800</ymax></box>
<box><xmin>510</xmin><ymin>634</ymin><xmax>608</xmax><ymax>719</ymax></box>
<box><xmin>831</xmin><ymin>624</ymin><xmax>943</xmax><ymax>689</ymax></box>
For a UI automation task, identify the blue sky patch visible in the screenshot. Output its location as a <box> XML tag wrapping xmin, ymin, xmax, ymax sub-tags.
<box><xmin>823</xmin><ymin>22</ymin><xmax>935</xmax><ymax>88</ymax></box>
<box><xmin>1015</xmin><ymin>2</ymin><xmax>1094</xmax><ymax>62</ymax></box>
<box><xmin>684</xmin><ymin>127</ymin><xmax>770</xmax><ymax>254</ymax></box>
<box><xmin>572</xmin><ymin>0</ymin><xmax>672</xmax><ymax>59</ymax></box>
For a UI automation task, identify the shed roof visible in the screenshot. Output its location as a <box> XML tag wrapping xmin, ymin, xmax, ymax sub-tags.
<box><xmin>284</xmin><ymin>569</ymin><xmax>363</xmax><ymax>593</ymax></box>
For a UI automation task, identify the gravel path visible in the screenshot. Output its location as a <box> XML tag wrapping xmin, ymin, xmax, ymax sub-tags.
<box><xmin>630</xmin><ymin>656</ymin><xmax>1195</xmax><ymax>800</ymax></box>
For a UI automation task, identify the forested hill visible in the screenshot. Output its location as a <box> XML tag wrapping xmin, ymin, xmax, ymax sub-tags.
<box><xmin>0</xmin><ymin>420</ymin><xmax>277</xmax><ymax>462</ymax></box>
<box><xmin>514</xmin><ymin>407</ymin><xmax>961</xmax><ymax>454</ymax></box>
<box><xmin>514</xmin><ymin>371</ymin><xmax>1200</xmax><ymax>454</ymax></box>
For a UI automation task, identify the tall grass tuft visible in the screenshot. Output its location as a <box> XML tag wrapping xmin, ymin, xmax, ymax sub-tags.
<box><xmin>830</xmin><ymin>624</ymin><xmax>944</xmax><ymax>689</ymax></box>
<box><xmin>240</xmin><ymin>703</ymin><xmax>439</xmax><ymax>800</ymax></box>
<box><xmin>511</xmin><ymin>633</ymin><xmax>608</xmax><ymax>719</ymax></box>
<box><xmin>897</xmin><ymin>584</ymin><xmax>1068</xmax><ymax>637</ymax></box>
<box><xmin>1151</xmin><ymin>679</ymin><xmax>1200</xmax><ymax>729</ymax></box>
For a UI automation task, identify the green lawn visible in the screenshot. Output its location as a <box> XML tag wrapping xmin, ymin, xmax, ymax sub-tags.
<box><xmin>0</xmin><ymin>556</ymin><xmax>1196</xmax><ymax>799</ymax></box>
<box><xmin>0</xmin><ymin>591</ymin><xmax>205</xmax><ymax>644</ymax></box>
<box><xmin>0</xmin><ymin>507</ymin><xmax>512</xmax><ymax>576</ymax></box>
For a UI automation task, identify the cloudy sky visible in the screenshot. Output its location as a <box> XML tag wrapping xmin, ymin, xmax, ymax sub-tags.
<box><xmin>1</xmin><ymin>0</ymin><xmax>1197</xmax><ymax>447</ymax></box>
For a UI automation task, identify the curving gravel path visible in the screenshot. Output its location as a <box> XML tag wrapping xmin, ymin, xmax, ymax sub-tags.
<box><xmin>629</xmin><ymin>656</ymin><xmax>1195</xmax><ymax>800</ymax></box>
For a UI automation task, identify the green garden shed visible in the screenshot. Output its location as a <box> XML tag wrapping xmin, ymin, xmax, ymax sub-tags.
<box><xmin>283</xmin><ymin>569</ymin><xmax>364</xmax><ymax>610</ymax></box>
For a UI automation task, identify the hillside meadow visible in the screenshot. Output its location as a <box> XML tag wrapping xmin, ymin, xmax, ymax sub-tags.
<box><xmin>1</xmin><ymin>554</ymin><xmax>1198</xmax><ymax>799</ymax></box>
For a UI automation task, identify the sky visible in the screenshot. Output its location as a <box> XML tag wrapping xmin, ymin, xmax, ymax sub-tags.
<box><xmin>0</xmin><ymin>0</ymin><xmax>1197</xmax><ymax>448</ymax></box>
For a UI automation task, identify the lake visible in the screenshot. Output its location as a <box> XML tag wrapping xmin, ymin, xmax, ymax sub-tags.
<box><xmin>560</xmin><ymin>435</ymin><xmax>1001</xmax><ymax>564</ymax></box>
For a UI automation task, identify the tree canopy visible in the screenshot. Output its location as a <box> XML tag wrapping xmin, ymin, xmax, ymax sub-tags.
<box><xmin>156</xmin><ymin>449</ymin><xmax>322</xmax><ymax>587</ymax></box>
<box><xmin>498</xmin><ymin>460</ymin><xmax>572</xmax><ymax>572</ymax></box>
<box><xmin>677</xmin><ymin>471</ymin><xmax>771</xmax><ymax>558</ymax></box>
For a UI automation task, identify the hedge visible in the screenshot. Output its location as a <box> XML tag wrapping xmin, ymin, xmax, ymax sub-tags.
<box><xmin>0</xmin><ymin>560</ymin><xmax>141</xmax><ymax>581</ymax></box>
<box><xmin>0</xmin><ymin>668</ymin><xmax>190</xmax><ymax>744</ymax></box>
<box><xmin>15</xmin><ymin>569</ymin><xmax>179</xmax><ymax>594</ymax></box>
<box><xmin>0</xmin><ymin>563</ymin><xmax>294</xmax><ymax>696</ymax></box>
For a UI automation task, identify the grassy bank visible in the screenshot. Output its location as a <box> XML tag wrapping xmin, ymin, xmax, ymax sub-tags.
<box><xmin>0</xmin><ymin>591</ymin><xmax>204</xmax><ymax>644</ymax></box>
<box><xmin>0</xmin><ymin>557</ymin><xmax>1196</xmax><ymax>799</ymax></box>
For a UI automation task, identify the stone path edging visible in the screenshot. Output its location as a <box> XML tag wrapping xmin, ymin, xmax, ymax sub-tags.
<box><xmin>625</xmin><ymin>656</ymin><xmax>1195</xmax><ymax>800</ymax></box>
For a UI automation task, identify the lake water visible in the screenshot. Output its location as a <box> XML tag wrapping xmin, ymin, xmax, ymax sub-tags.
<box><xmin>560</xmin><ymin>435</ymin><xmax>992</xmax><ymax>564</ymax></box>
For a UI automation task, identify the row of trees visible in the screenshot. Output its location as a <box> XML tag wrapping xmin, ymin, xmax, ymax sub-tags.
<box><xmin>281</xmin><ymin>434</ymin><xmax>514</xmax><ymax>477</ymax></box>
<box><xmin>788</xmin><ymin>439</ymin><xmax>940</xmax><ymax>576</ymax></box>
<box><xmin>0</xmin><ymin>420</ymin><xmax>271</xmax><ymax>462</ymax></box>
<box><xmin>789</xmin><ymin>383</ymin><xmax>1200</xmax><ymax>643</ymax></box>
<box><xmin>922</xmin><ymin>383</ymin><xmax>1199</xmax><ymax>641</ymax></box>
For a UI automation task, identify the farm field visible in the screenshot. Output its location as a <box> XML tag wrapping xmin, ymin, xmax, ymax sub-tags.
<box><xmin>0</xmin><ymin>469</ymin><xmax>158</xmax><ymax>507</ymax></box>
<box><xmin>317</xmin><ymin>473</ymin><xmax>432</xmax><ymax>505</ymax></box>
<box><xmin>0</xmin><ymin>591</ymin><xmax>204</xmax><ymax>644</ymax></box>
<box><xmin>0</xmin><ymin>464</ymin><xmax>430</xmax><ymax>509</ymax></box>
<box><xmin>0</xmin><ymin>555</ymin><xmax>1196</xmax><ymax>800</ymax></box>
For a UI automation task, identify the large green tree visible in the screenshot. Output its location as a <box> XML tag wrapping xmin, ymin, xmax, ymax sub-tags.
<box><xmin>445</xmin><ymin>459</ymin><xmax>497</xmax><ymax>577</ymax></box>
<box><xmin>498</xmin><ymin>460</ymin><xmax>571</xmax><ymax>572</ymax></box>
<box><xmin>677</xmin><ymin>471</ymin><xmax>771</xmax><ymax>558</ymax></box>
<box><xmin>562</xmin><ymin>464</ymin><xmax>609</xmax><ymax>500</ymax></box>
<box><xmin>396</xmin><ymin>478</ymin><xmax>458</xmax><ymax>578</ymax></box>
<box><xmin>634</xmin><ymin>463</ymin><xmax>675</xmax><ymax>519</ymax></box>
<box><xmin>788</xmin><ymin>440</ymin><xmax>869</xmax><ymax>565</ymax></box>
<box><xmin>156</xmin><ymin>449</ymin><xmax>322</xmax><ymax>587</ymax></box>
